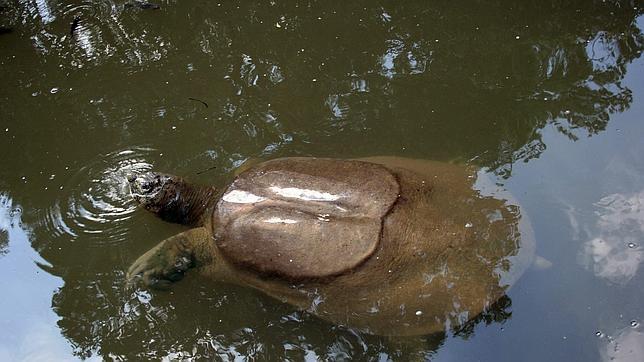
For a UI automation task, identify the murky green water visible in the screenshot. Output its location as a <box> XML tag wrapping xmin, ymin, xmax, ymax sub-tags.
<box><xmin>1</xmin><ymin>0</ymin><xmax>643</xmax><ymax>360</ymax></box>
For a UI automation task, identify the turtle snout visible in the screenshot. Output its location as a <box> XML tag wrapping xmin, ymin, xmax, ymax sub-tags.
<box><xmin>128</xmin><ymin>172</ymin><xmax>173</xmax><ymax>205</ymax></box>
<box><xmin>128</xmin><ymin>173</ymin><xmax>157</xmax><ymax>198</ymax></box>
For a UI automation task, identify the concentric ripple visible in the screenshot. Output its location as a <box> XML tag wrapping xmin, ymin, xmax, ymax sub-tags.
<box><xmin>43</xmin><ymin>147</ymin><xmax>155</xmax><ymax>246</ymax></box>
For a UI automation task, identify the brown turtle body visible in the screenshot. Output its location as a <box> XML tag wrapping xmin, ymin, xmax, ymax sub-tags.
<box><xmin>213</xmin><ymin>158</ymin><xmax>399</xmax><ymax>279</ymax></box>
<box><xmin>127</xmin><ymin>157</ymin><xmax>533</xmax><ymax>336</ymax></box>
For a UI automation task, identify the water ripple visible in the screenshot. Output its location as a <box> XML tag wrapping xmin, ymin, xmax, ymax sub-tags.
<box><xmin>42</xmin><ymin>147</ymin><xmax>155</xmax><ymax>246</ymax></box>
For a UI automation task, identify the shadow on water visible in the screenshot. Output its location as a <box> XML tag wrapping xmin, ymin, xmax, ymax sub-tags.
<box><xmin>0</xmin><ymin>0</ymin><xmax>643</xmax><ymax>360</ymax></box>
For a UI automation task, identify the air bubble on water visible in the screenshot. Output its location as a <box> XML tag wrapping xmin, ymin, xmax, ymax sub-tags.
<box><xmin>415</xmin><ymin>310</ymin><xmax>422</xmax><ymax>316</ymax></box>
<box><xmin>631</xmin><ymin>320</ymin><xmax>639</xmax><ymax>328</ymax></box>
<box><xmin>515</xmin><ymin>35</ymin><xmax>520</xmax><ymax>39</ymax></box>
<box><xmin>171</xmin><ymin>126</ymin><xmax>177</xmax><ymax>130</ymax></box>
<box><xmin>50</xmin><ymin>87</ymin><xmax>59</xmax><ymax>94</ymax></box>
<box><xmin>627</xmin><ymin>242</ymin><xmax>637</xmax><ymax>248</ymax></box>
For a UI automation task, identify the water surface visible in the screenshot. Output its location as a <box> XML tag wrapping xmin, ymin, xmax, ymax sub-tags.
<box><xmin>1</xmin><ymin>1</ymin><xmax>643</xmax><ymax>360</ymax></box>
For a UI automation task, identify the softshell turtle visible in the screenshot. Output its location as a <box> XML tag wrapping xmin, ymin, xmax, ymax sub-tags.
<box><xmin>127</xmin><ymin>157</ymin><xmax>534</xmax><ymax>336</ymax></box>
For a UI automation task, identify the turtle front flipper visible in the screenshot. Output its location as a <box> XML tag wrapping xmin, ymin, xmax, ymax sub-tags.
<box><xmin>127</xmin><ymin>227</ymin><xmax>209</xmax><ymax>289</ymax></box>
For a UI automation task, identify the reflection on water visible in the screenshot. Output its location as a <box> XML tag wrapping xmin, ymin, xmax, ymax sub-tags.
<box><xmin>600</xmin><ymin>323</ymin><xmax>644</xmax><ymax>362</ymax></box>
<box><xmin>0</xmin><ymin>0</ymin><xmax>643</xmax><ymax>360</ymax></box>
<box><xmin>0</xmin><ymin>195</ymin><xmax>76</xmax><ymax>361</ymax></box>
<box><xmin>581</xmin><ymin>191</ymin><xmax>644</xmax><ymax>284</ymax></box>
<box><xmin>0</xmin><ymin>195</ymin><xmax>18</xmax><ymax>257</ymax></box>
<box><xmin>1</xmin><ymin>1</ymin><xmax>642</xmax><ymax>173</ymax></box>
<box><xmin>14</xmin><ymin>0</ymin><xmax>168</xmax><ymax>67</ymax></box>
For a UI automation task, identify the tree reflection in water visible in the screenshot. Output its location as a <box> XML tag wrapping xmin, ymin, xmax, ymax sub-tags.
<box><xmin>1</xmin><ymin>0</ymin><xmax>643</xmax><ymax>359</ymax></box>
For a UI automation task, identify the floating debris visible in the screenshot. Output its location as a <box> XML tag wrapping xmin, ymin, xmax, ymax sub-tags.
<box><xmin>188</xmin><ymin>97</ymin><xmax>208</xmax><ymax>108</ymax></box>
<box><xmin>196</xmin><ymin>165</ymin><xmax>218</xmax><ymax>175</ymax></box>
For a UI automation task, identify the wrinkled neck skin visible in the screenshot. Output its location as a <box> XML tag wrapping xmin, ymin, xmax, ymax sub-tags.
<box><xmin>155</xmin><ymin>182</ymin><xmax>218</xmax><ymax>227</ymax></box>
<box><xmin>130</xmin><ymin>172</ymin><xmax>218</xmax><ymax>227</ymax></box>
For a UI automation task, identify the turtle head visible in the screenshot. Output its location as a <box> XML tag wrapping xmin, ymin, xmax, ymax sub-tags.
<box><xmin>128</xmin><ymin>172</ymin><xmax>178</xmax><ymax>213</ymax></box>
<box><xmin>128</xmin><ymin>171</ymin><xmax>216</xmax><ymax>226</ymax></box>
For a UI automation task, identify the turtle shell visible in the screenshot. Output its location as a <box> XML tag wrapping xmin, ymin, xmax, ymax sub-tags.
<box><xmin>212</xmin><ymin>158</ymin><xmax>400</xmax><ymax>279</ymax></box>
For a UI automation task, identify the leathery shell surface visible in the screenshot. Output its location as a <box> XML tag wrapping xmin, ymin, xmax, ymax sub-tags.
<box><xmin>213</xmin><ymin>158</ymin><xmax>400</xmax><ymax>279</ymax></box>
